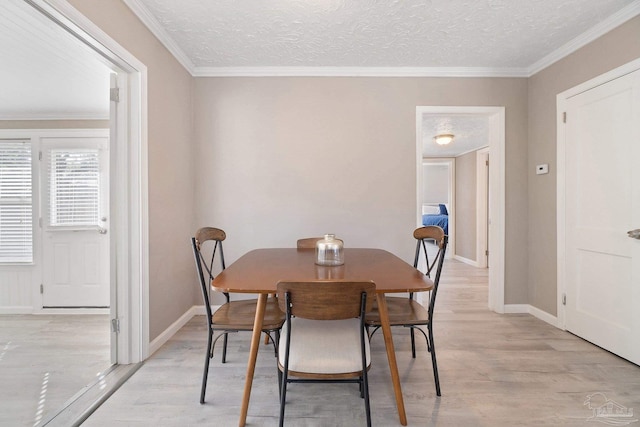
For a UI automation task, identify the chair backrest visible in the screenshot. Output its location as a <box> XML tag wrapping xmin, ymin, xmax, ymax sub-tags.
<box><xmin>192</xmin><ymin>227</ymin><xmax>227</xmax><ymax>320</ymax></box>
<box><xmin>276</xmin><ymin>281</ymin><xmax>376</xmax><ymax>320</ymax></box>
<box><xmin>413</xmin><ymin>225</ymin><xmax>448</xmax><ymax>317</ymax></box>
<box><xmin>296</xmin><ymin>237</ymin><xmax>323</xmax><ymax>249</ymax></box>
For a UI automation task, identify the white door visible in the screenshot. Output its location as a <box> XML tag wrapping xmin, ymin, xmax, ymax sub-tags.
<box><xmin>41</xmin><ymin>136</ymin><xmax>110</xmax><ymax>307</ymax></box>
<box><xmin>564</xmin><ymin>69</ymin><xmax>640</xmax><ymax>365</ymax></box>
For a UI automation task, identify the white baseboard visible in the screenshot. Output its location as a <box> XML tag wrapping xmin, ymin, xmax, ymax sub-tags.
<box><xmin>503</xmin><ymin>304</ymin><xmax>559</xmax><ymax>327</ymax></box>
<box><xmin>528</xmin><ymin>305</ymin><xmax>559</xmax><ymax>327</ymax></box>
<box><xmin>192</xmin><ymin>305</ymin><xmax>221</xmax><ymax>316</ymax></box>
<box><xmin>39</xmin><ymin>308</ymin><xmax>110</xmax><ymax>315</ymax></box>
<box><xmin>148</xmin><ymin>305</ymin><xmax>221</xmax><ymax>356</ymax></box>
<box><xmin>0</xmin><ymin>307</ymin><xmax>110</xmax><ymax>315</ymax></box>
<box><xmin>0</xmin><ymin>306</ymin><xmax>33</xmax><ymax>314</ymax></box>
<box><xmin>503</xmin><ymin>304</ymin><xmax>529</xmax><ymax>314</ymax></box>
<box><xmin>149</xmin><ymin>306</ymin><xmax>198</xmax><ymax>356</ymax></box>
<box><xmin>453</xmin><ymin>254</ymin><xmax>479</xmax><ymax>267</ymax></box>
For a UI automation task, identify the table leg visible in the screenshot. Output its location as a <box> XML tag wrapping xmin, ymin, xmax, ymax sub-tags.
<box><xmin>377</xmin><ymin>293</ymin><xmax>407</xmax><ymax>426</ymax></box>
<box><xmin>239</xmin><ymin>293</ymin><xmax>267</xmax><ymax>427</ymax></box>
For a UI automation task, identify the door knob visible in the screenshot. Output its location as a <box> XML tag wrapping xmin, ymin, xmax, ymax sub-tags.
<box><xmin>97</xmin><ymin>227</ymin><xmax>108</xmax><ymax>235</ymax></box>
<box><xmin>628</xmin><ymin>229</ymin><xmax>640</xmax><ymax>240</ymax></box>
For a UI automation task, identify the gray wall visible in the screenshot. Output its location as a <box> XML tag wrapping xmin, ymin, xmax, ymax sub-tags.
<box><xmin>527</xmin><ymin>16</ymin><xmax>640</xmax><ymax>315</ymax></box>
<box><xmin>455</xmin><ymin>151</ymin><xmax>477</xmax><ymax>261</ymax></box>
<box><xmin>423</xmin><ymin>163</ymin><xmax>449</xmax><ymax>205</ymax></box>
<box><xmin>193</xmin><ymin>77</ymin><xmax>529</xmax><ymax>305</ymax></box>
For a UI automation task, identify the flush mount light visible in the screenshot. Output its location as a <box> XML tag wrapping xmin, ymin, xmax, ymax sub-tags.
<box><xmin>434</xmin><ymin>133</ymin><xmax>454</xmax><ymax>145</ymax></box>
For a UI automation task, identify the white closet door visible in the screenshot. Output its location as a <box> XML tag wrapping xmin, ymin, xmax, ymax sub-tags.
<box><xmin>564</xmin><ymin>69</ymin><xmax>640</xmax><ymax>365</ymax></box>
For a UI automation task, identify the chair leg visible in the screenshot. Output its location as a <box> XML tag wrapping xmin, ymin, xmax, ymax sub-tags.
<box><xmin>221</xmin><ymin>332</ymin><xmax>229</xmax><ymax>363</ymax></box>
<box><xmin>363</xmin><ymin>370</ymin><xmax>372</xmax><ymax>427</ymax></box>
<box><xmin>428</xmin><ymin>325</ymin><xmax>441</xmax><ymax>396</ymax></box>
<box><xmin>200</xmin><ymin>329</ymin><xmax>213</xmax><ymax>404</ymax></box>
<box><xmin>264</xmin><ymin>293</ymin><xmax>276</xmax><ymax>344</ymax></box>
<box><xmin>270</xmin><ymin>330</ymin><xmax>280</xmax><ymax>357</ymax></box>
<box><xmin>410</xmin><ymin>327</ymin><xmax>416</xmax><ymax>358</ymax></box>
<box><xmin>279</xmin><ymin>370</ymin><xmax>288</xmax><ymax>427</ymax></box>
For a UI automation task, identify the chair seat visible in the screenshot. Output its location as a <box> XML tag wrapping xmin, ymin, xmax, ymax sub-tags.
<box><xmin>365</xmin><ymin>296</ymin><xmax>429</xmax><ymax>327</ymax></box>
<box><xmin>279</xmin><ymin>318</ymin><xmax>371</xmax><ymax>376</ymax></box>
<box><xmin>212</xmin><ymin>297</ymin><xmax>284</xmax><ymax>331</ymax></box>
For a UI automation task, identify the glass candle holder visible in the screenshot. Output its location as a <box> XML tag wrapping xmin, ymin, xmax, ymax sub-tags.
<box><xmin>315</xmin><ymin>234</ymin><xmax>344</xmax><ymax>266</ymax></box>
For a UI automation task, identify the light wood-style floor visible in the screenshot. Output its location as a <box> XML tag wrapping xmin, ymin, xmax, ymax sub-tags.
<box><xmin>0</xmin><ymin>314</ymin><xmax>111</xmax><ymax>427</ymax></box>
<box><xmin>82</xmin><ymin>259</ymin><xmax>640</xmax><ymax>426</ymax></box>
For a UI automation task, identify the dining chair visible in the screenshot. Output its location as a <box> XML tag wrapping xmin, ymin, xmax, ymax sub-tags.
<box><xmin>191</xmin><ymin>227</ymin><xmax>285</xmax><ymax>404</ymax></box>
<box><xmin>261</xmin><ymin>236</ymin><xmax>323</xmax><ymax>345</ymax></box>
<box><xmin>296</xmin><ymin>237</ymin><xmax>323</xmax><ymax>249</ymax></box>
<box><xmin>365</xmin><ymin>225</ymin><xmax>448</xmax><ymax>396</ymax></box>
<box><xmin>276</xmin><ymin>280</ymin><xmax>376</xmax><ymax>427</ymax></box>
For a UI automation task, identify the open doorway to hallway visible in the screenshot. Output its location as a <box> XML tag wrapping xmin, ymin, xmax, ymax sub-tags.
<box><xmin>416</xmin><ymin>106</ymin><xmax>505</xmax><ymax>313</ymax></box>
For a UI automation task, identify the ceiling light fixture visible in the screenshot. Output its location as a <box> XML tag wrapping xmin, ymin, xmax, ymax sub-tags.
<box><xmin>434</xmin><ymin>133</ymin><xmax>454</xmax><ymax>145</ymax></box>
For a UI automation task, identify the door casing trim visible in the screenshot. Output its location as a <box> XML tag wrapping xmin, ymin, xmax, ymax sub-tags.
<box><xmin>416</xmin><ymin>106</ymin><xmax>505</xmax><ymax>313</ymax></box>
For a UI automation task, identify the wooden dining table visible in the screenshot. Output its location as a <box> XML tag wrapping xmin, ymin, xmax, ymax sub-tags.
<box><xmin>211</xmin><ymin>247</ymin><xmax>434</xmax><ymax>427</ymax></box>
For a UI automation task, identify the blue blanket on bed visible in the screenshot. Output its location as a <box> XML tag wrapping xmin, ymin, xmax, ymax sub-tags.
<box><xmin>422</xmin><ymin>214</ymin><xmax>448</xmax><ymax>235</ymax></box>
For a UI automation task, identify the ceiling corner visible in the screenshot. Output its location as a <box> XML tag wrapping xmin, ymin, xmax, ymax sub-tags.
<box><xmin>121</xmin><ymin>0</ymin><xmax>196</xmax><ymax>75</ymax></box>
<box><xmin>527</xmin><ymin>0</ymin><xmax>640</xmax><ymax>77</ymax></box>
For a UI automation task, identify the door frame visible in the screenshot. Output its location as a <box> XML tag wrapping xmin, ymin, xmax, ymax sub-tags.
<box><xmin>30</xmin><ymin>0</ymin><xmax>150</xmax><ymax>364</ymax></box>
<box><xmin>476</xmin><ymin>147</ymin><xmax>490</xmax><ymax>269</ymax></box>
<box><xmin>416</xmin><ymin>106</ymin><xmax>505</xmax><ymax>313</ymax></box>
<box><xmin>556</xmin><ymin>57</ymin><xmax>640</xmax><ymax>330</ymax></box>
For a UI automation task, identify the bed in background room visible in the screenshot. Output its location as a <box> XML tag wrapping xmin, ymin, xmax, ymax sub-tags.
<box><xmin>422</xmin><ymin>204</ymin><xmax>449</xmax><ymax>235</ymax></box>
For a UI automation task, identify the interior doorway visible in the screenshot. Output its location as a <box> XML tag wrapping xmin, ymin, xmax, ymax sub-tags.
<box><xmin>1</xmin><ymin>0</ymin><xmax>148</xmax><ymax>422</ymax></box>
<box><xmin>416</xmin><ymin>106</ymin><xmax>505</xmax><ymax>312</ymax></box>
<box><xmin>32</xmin><ymin>0</ymin><xmax>150</xmax><ymax>364</ymax></box>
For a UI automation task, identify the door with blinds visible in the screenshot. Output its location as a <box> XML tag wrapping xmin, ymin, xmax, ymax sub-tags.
<box><xmin>41</xmin><ymin>136</ymin><xmax>109</xmax><ymax>307</ymax></box>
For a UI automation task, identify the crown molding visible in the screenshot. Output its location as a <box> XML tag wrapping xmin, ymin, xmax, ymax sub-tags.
<box><xmin>121</xmin><ymin>0</ymin><xmax>195</xmax><ymax>74</ymax></box>
<box><xmin>124</xmin><ymin>0</ymin><xmax>640</xmax><ymax>79</ymax></box>
<box><xmin>192</xmin><ymin>66</ymin><xmax>530</xmax><ymax>78</ymax></box>
<box><xmin>528</xmin><ymin>0</ymin><xmax>640</xmax><ymax>76</ymax></box>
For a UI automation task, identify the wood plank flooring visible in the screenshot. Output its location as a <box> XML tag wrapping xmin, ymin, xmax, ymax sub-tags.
<box><xmin>83</xmin><ymin>260</ymin><xmax>640</xmax><ymax>426</ymax></box>
<box><xmin>0</xmin><ymin>314</ymin><xmax>111</xmax><ymax>427</ymax></box>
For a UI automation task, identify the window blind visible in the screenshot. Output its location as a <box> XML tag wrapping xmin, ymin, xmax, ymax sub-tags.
<box><xmin>0</xmin><ymin>140</ymin><xmax>32</xmax><ymax>263</ymax></box>
<box><xmin>48</xmin><ymin>149</ymin><xmax>100</xmax><ymax>227</ymax></box>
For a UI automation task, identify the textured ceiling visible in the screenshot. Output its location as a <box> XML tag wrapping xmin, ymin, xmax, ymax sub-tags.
<box><xmin>422</xmin><ymin>115</ymin><xmax>490</xmax><ymax>157</ymax></box>
<box><xmin>1</xmin><ymin>0</ymin><xmax>638</xmax><ymax>120</ymax></box>
<box><xmin>131</xmin><ymin>0</ymin><xmax>638</xmax><ymax>73</ymax></box>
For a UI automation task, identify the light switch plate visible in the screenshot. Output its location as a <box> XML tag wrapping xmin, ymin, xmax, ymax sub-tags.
<box><xmin>536</xmin><ymin>164</ymin><xmax>549</xmax><ymax>175</ymax></box>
